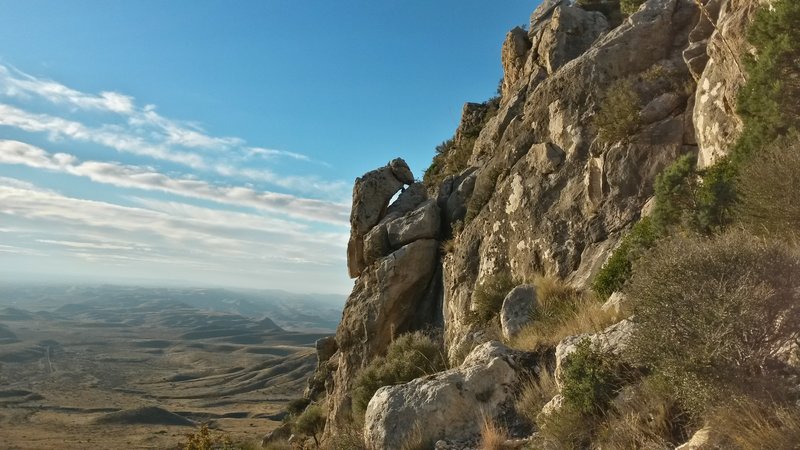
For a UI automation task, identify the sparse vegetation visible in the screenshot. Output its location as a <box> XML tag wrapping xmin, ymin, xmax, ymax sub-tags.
<box><xmin>467</xmin><ymin>271</ymin><xmax>516</xmax><ymax>325</ymax></box>
<box><xmin>423</xmin><ymin>97</ymin><xmax>500</xmax><ymax>189</ymax></box>
<box><xmin>515</xmin><ymin>364</ymin><xmax>558</xmax><ymax>425</ymax></box>
<box><xmin>591</xmin><ymin>217</ymin><xmax>658</xmax><ymax>299</ymax></box>
<box><xmin>710</xmin><ymin>399</ymin><xmax>800</xmax><ymax>450</ymax></box>
<box><xmin>293</xmin><ymin>403</ymin><xmax>326</xmax><ymax>448</ymax></box>
<box><xmin>478</xmin><ymin>415</ymin><xmax>509</xmax><ymax>450</ymax></box>
<box><xmin>351</xmin><ymin>332</ymin><xmax>446</xmax><ymax>421</ymax></box>
<box><xmin>734</xmin><ymin>0</ymin><xmax>800</xmax><ymax>161</ymax></box>
<box><xmin>594</xmin><ymin>78</ymin><xmax>642</xmax><ymax>145</ymax></box>
<box><xmin>627</xmin><ymin>231</ymin><xmax>800</xmax><ymax>416</ymax></box>
<box><xmin>510</xmin><ymin>277</ymin><xmax>618</xmax><ymax>351</ymax></box>
<box><xmin>736</xmin><ymin>133</ymin><xmax>800</xmax><ymax>236</ymax></box>
<box><xmin>180</xmin><ymin>424</ymin><xmax>239</xmax><ymax>450</ymax></box>
<box><xmin>620</xmin><ymin>0</ymin><xmax>646</xmax><ymax>15</ymax></box>
<box><xmin>561</xmin><ymin>339</ymin><xmax>625</xmax><ymax>415</ymax></box>
<box><xmin>594</xmin><ymin>376</ymin><xmax>689</xmax><ymax>449</ymax></box>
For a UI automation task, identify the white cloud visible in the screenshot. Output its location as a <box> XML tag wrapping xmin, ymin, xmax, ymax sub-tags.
<box><xmin>0</xmin><ymin>103</ymin><xmax>207</xmax><ymax>167</ymax></box>
<box><xmin>0</xmin><ymin>65</ymin><xmax>135</xmax><ymax>114</ymax></box>
<box><xmin>0</xmin><ymin>140</ymin><xmax>349</xmax><ymax>225</ymax></box>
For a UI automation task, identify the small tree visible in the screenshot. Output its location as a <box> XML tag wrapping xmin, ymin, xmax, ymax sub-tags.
<box><xmin>293</xmin><ymin>403</ymin><xmax>326</xmax><ymax>448</ymax></box>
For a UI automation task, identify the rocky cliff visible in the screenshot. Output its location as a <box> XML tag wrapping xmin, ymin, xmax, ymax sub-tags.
<box><xmin>271</xmin><ymin>0</ymin><xmax>785</xmax><ymax>448</ymax></box>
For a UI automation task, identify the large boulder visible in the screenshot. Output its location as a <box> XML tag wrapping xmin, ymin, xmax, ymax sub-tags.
<box><xmin>347</xmin><ymin>158</ymin><xmax>414</xmax><ymax>278</ymax></box>
<box><xmin>364</xmin><ymin>342</ymin><xmax>531</xmax><ymax>450</ymax></box>
<box><xmin>500</xmin><ymin>284</ymin><xmax>537</xmax><ymax>340</ymax></box>
<box><xmin>386</xmin><ymin>200</ymin><xmax>441</xmax><ymax>248</ymax></box>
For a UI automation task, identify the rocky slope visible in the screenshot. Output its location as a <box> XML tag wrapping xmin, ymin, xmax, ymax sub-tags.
<box><xmin>277</xmin><ymin>0</ymin><xmax>775</xmax><ymax>448</ymax></box>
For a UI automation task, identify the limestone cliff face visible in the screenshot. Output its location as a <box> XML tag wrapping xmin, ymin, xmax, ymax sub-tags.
<box><xmin>444</xmin><ymin>0</ymin><xmax>700</xmax><ymax>361</ymax></box>
<box><xmin>313</xmin><ymin>0</ymin><xmax>761</xmax><ymax>440</ymax></box>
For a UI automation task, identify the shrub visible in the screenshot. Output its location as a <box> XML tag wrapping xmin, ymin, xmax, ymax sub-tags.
<box><xmin>594</xmin><ymin>78</ymin><xmax>641</xmax><ymax>145</ymax></box>
<box><xmin>180</xmin><ymin>424</ymin><xmax>237</xmax><ymax>450</ymax></box>
<box><xmin>286</xmin><ymin>397</ymin><xmax>311</xmax><ymax>417</ymax></box>
<box><xmin>468</xmin><ymin>271</ymin><xmax>516</xmax><ymax>324</ymax></box>
<box><xmin>351</xmin><ymin>332</ymin><xmax>446</xmax><ymax>420</ymax></box>
<box><xmin>592</xmin><ymin>217</ymin><xmax>658</xmax><ymax>299</ymax></box>
<box><xmin>535</xmin><ymin>403</ymin><xmax>596</xmax><ymax>449</ymax></box>
<box><xmin>627</xmin><ymin>231</ymin><xmax>800</xmax><ymax>416</ymax></box>
<box><xmin>620</xmin><ymin>0</ymin><xmax>646</xmax><ymax>15</ymax></box>
<box><xmin>736</xmin><ymin>133</ymin><xmax>800</xmax><ymax>236</ymax></box>
<box><xmin>651</xmin><ymin>153</ymin><xmax>698</xmax><ymax>233</ymax></box>
<box><xmin>595</xmin><ymin>376</ymin><xmax>689</xmax><ymax>450</ymax></box>
<box><xmin>293</xmin><ymin>403</ymin><xmax>326</xmax><ymax>448</ymax></box>
<box><xmin>561</xmin><ymin>338</ymin><xmax>625</xmax><ymax>415</ymax></box>
<box><xmin>734</xmin><ymin>0</ymin><xmax>800</xmax><ymax>161</ymax></box>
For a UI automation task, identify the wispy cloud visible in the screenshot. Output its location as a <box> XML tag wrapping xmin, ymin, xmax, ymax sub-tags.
<box><xmin>0</xmin><ymin>178</ymin><xmax>347</xmax><ymax>266</ymax></box>
<box><xmin>0</xmin><ymin>140</ymin><xmax>349</xmax><ymax>225</ymax></box>
<box><xmin>0</xmin><ymin>65</ymin><xmax>135</xmax><ymax>114</ymax></box>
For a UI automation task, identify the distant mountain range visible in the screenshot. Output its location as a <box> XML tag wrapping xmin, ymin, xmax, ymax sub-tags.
<box><xmin>0</xmin><ymin>283</ymin><xmax>344</xmax><ymax>332</ymax></box>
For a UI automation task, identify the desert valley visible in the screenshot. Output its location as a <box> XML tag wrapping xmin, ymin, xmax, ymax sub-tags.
<box><xmin>0</xmin><ymin>285</ymin><xmax>341</xmax><ymax>449</ymax></box>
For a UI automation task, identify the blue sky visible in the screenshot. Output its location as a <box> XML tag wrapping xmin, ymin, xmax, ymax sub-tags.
<box><xmin>0</xmin><ymin>1</ymin><xmax>538</xmax><ymax>294</ymax></box>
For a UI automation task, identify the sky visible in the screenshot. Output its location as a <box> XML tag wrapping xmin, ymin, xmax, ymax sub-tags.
<box><xmin>0</xmin><ymin>0</ymin><xmax>539</xmax><ymax>294</ymax></box>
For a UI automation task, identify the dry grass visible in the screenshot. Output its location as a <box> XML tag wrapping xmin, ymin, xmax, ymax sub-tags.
<box><xmin>515</xmin><ymin>364</ymin><xmax>558</xmax><ymax>425</ymax></box>
<box><xmin>478</xmin><ymin>415</ymin><xmax>509</xmax><ymax>450</ymax></box>
<box><xmin>322</xmin><ymin>423</ymin><xmax>368</xmax><ymax>450</ymax></box>
<box><xmin>508</xmin><ymin>276</ymin><xmax>619</xmax><ymax>351</ymax></box>
<box><xmin>594</xmin><ymin>377</ymin><xmax>688</xmax><ymax>450</ymax></box>
<box><xmin>710</xmin><ymin>399</ymin><xmax>800</xmax><ymax>450</ymax></box>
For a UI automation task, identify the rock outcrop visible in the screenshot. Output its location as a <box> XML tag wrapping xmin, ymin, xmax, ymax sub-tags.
<box><xmin>323</xmin><ymin>160</ymin><xmax>444</xmax><ymax>439</ymax></box>
<box><xmin>443</xmin><ymin>0</ymin><xmax>700</xmax><ymax>362</ymax></box>
<box><xmin>347</xmin><ymin>158</ymin><xmax>415</xmax><ymax>277</ymax></box>
<box><xmin>364</xmin><ymin>342</ymin><xmax>535</xmax><ymax>450</ymax></box>
<box><xmin>308</xmin><ymin>0</ymin><xmax>767</xmax><ymax>444</ymax></box>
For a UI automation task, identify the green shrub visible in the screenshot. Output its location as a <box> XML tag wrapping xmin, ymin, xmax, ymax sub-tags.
<box><xmin>293</xmin><ymin>403</ymin><xmax>326</xmax><ymax>447</ymax></box>
<box><xmin>620</xmin><ymin>0</ymin><xmax>646</xmax><ymax>15</ymax></box>
<box><xmin>736</xmin><ymin>133</ymin><xmax>800</xmax><ymax>236</ymax></box>
<box><xmin>627</xmin><ymin>231</ymin><xmax>800</xmax><ymax>416</ymax></box>
<box><xmin>734</xmin><ymin>0</ymin><xmax>800</xmax><ymax>161</ymax></box>
<box><xmin>468</xmin><ymin>271</ymin><xmax>516</xmax><ymax>324</ymax></box>
<box><xmin>351</xmin><ymin>332</ymin><xmax>446</xmax><ymax>421</ymax></box>
<box><xmin>592</xmin><ymin>216</ymin><xmax>658</xmax><ymax>299</ymax></box>
<box><xmin>594</xmin><ymin>78</ymin><xmax>642</xmax><ymax>145</ymax></box>
<box><xmin>561</xmin><ymin>339</ymin><xmax>625</xmax><ymax>415</ymax></box>
<box><xmin>651</xmin><ymin>153</ymin><xmax>698</xmax><ymax>233</ymax></box>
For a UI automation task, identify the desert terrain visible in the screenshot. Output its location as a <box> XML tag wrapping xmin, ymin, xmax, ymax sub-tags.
<box><xmin>0</xmin><ymin>284</ymin><xmax>341</xmax><ymax>449</ymax></box>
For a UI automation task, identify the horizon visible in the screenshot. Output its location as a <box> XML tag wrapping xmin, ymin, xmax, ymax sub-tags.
<box><xmin>0</xmin><ymin>1</ymin><xmax>540</xmax><ymax>294</ymax></box>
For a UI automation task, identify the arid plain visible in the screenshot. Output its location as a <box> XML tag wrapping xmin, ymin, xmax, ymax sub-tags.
<box><xmin>0</xmin><ymin>285</ymin><xmax>340</xmax><ymax>449</ymax></box>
